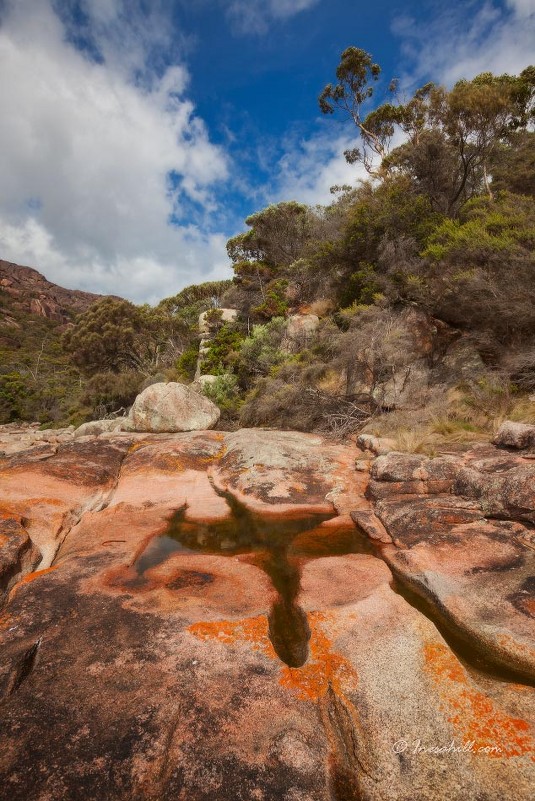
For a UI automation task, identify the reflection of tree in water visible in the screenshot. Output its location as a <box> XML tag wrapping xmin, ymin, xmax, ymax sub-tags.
<box><xmin>162</xmin><ymin>486</ymin><xmax>335</xmax><ymax>668</ymax></box>
<box><xmin>136</xmin><ymin>484</ymin><xmax>375</xmax><ymax>668</ymax></box>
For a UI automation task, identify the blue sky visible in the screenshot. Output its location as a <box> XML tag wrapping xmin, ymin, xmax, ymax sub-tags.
<box><xmin>0</xmin><ymin>0</ymin><xmax>533</xmax><ymax>302</ymax></box>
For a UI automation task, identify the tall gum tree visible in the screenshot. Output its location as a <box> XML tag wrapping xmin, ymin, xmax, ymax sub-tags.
<box><xmin>320</xmin><ymin>48</ymin><xmax>535</xmax><ymax>214</ymax></box>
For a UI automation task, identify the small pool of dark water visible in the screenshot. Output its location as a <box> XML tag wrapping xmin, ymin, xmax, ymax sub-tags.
<box><xmin>132</xmin><ymin>486</ymin><xmax>535</xmax><ymax>685</ymax></box>
<box><xmin>133</xmin><ymin>486</ymin><xmax>375</xmax><ymax>669</ymax></box>
<box><xmin>136</xmin><ymin>534</ymin><xmax>194</xmax><ymax>575</ymax></box>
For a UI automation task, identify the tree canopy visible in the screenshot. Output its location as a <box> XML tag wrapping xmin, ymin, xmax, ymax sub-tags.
<box><xmin>320</xmin><ymin>49</ymin><xmax>535</xmax><ymax>214</ymax></box>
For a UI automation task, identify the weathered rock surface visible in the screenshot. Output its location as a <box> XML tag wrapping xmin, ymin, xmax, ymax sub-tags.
<box><xmin>345</xmin><ymin>308</ymin><xmax>485</xmax><ymax>409</ymax></box>
<box><xmin>0</xmin><ymin>516</ymin><xmax>40</xmax><ymax>594</ymax></box>
<box><xmin>367</xmin><ymin>445</ymin><xmax>535</xmax><ymax>680</ymax></box>
<box><xmin>126</xmin><ymin>381</ymin><xmax>220</xmax><ymax>432</ymax></box>
<box><xmin>0</xmin><ymin>429</ymin><xmax>533</xmax><ymax>801</ymax></box>
<box><xmin>73</xmin><ymin>418</ymin><xmax>125</xmax><ymax>438</ymax></box>
<box><xmin>493</xmin><ymin>420</ymin><xmax>535</xmax><ymax>450</ymax></box>
<box><xmin>210</xmin><ymin>428</ymin><xmax>363</xmax><ymax>516</ymax></box>
<box><xmin>0</xmin><ymin>422</ymin><xmax>74</xmax><ymax>456</ymax></box>
<box><xmin>357</xmin><ymin>432</ymin><xmax>396</xmax><ymax>455</ymax></box>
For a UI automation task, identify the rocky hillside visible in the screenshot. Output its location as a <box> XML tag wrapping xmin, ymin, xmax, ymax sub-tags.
<box><xmin>0</xmin><ymin>259</ymin><xmax>103</xmax><ymax>326</ymax></box>
<box><xmin>1</xmin><ymin>63</ymin><xmax>534</xmax><ymax>442</ymax></box>
<box><xmin>0</xmin><ymin>260</ymin><xmax>115</xmax><ymax>426</ymax></box>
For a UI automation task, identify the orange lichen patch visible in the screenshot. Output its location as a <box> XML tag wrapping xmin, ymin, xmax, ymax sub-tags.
<box><xmin>18</xmin><ymin>566</ymin><xmax>58</xmax><ymax>586</ymax></box>
<box><xmin>29</xmin><ymin>497</ymin><xmax>66</xmax><ymax>508</ymax></box>
<box><xmin>188</xmin><ymin>611</ymin><xmax>358</xmax><ymax>703</ymax></box>
<box><xmin>127</xmin><ymin>440</ymin><xmax>150</xmax><ymax>453</ymax></box>
<box><xmin>279</xmin><ymin>612</ymin><xmax>358</xmax><ymax>701</ymax></box>
<box><xmin>188</xmin><ymin>615</ymin><xmax>275</xmax><ymax>660</ymax></box>
<box><xmin>7</xmin><ymin>566</ymin><xmax>59</xmax><ymax>601</ymax></box>
<box><xmin>133</xmin><ymin>452</ymin><xmax>217</xmax><ymax>476</ymax></box>
<box><xmin>0</xmin><ymin>507</ymin><xmax>22</xmax><ymax>522</ymax></box>
<box><xmin>518</xmin><ymin>597</ymin><xmax>535</xmax><ymax>616</ymax></box>
<box><xmin>424</xmin><ymin>642</ymin><xmax>535</xmax><ymax>759</ymax></box>
<box><xmin>0</xmin><ymin>533</ymin><xmax>8</xmax><ymax>547</ymax></box>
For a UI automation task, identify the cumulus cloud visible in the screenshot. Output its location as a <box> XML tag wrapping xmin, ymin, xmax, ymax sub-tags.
<box><xmin>226</xmin><ymin>0</ymin><xmax>320</xmax><ymax>35</ymax></box>
<box><xmin>394</xmin><ymin>0</ymin><xmax>535</xmax><ymax>87</ymax></box>
<box><xmin>0</xmin><ymin>0</ymin><xmax>231</xmax><ymax>303</ymax></box>
<box><xmin>507</xmin><ymin>0</ymin><xmax>535</xmax><ymax>15</ymax></box>
<box><xmin>271</xmin><ymin>130</ymin><xmax>367</xmax><ymax>206</ymax></box>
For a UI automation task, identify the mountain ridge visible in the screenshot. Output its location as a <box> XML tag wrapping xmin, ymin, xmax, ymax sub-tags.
<box><xmin>0</xmin><ymin>259</ymin><xmax>113</xmax><ymax>327</ymax></box>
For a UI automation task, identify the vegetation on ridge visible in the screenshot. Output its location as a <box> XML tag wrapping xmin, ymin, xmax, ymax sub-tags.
<box><xmin>1</xmin><ymin>50</ymin><xmax>534</xmax><ymax>437</ymax></box>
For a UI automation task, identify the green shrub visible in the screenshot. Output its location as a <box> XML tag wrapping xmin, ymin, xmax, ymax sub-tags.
<box><xmin>176</xmin><ymin>344</ymin><xmax>199</xmax><ymax>381</ymax></box>
<box><xmin>201</xmin><ymin>374</ymin><xmax>242</xmax><ymax>421</ymax></box>
<box><xmin>251</xmin><ymin>279</ymin><xmax>289</xmax><ymax>320</ymax></box>
<box><xmin>236</xmin><ymin>318</ymin><xmax>287</xmax><ymax>384</ymax></box>
<box><xmin>0</xmin><ymin>371</ymin><xmax>27</xmax><ymax>422</ymax></box>
<box><xmin>200</xmin><ymin>323</ymin><xmax>246</xmax><ymax>375</ymax></box>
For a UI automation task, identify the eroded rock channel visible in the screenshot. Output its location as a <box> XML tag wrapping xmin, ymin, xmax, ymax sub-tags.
<box><xmin>0</xmin><ymin>426</ymin><xmax>534</xmax><ymax>801</ymax></box>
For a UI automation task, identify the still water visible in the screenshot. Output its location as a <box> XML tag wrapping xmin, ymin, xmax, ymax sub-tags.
<box><xmin>134</xmin><ymin>485</ymin><xmax>375</xmax><ymax>668</ymax></box>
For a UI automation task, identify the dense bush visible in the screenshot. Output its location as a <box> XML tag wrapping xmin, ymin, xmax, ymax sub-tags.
<box><xmin>199</xmin><ymin>322</ymin><xmax>247</xmax><ymax>376</ymax></box>
<box><xmin>80</xmin><ymin>371</ymin><xmax>143</xmax><ymax>418</ymax></box>
<box><xmin>201</xmin><ymin>374</ymin><xmax>242</xmax><ymax>423</ymax></box>
<box><xmin>410</xmin><ymin>192</ymin><xmax>535</xmax><ymax>340</ymax></box>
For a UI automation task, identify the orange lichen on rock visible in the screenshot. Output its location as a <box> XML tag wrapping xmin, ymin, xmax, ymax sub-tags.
<box><xmin>280</xmin><ymin>613</ymin><xmax>358</xmax><ymax>701</ymax></box>
<box><xmin>189</xmin><ymin>611</ymin><xmax>358</xmax><ymax>703</ymax></box>
<box><xmin>424</xmin><ymin>642</ymin><xmax>535</xmax><ymax>759</ymax></box>
<box><xmin>0</xmin><ymin>612</ymin><xmax>12</xmax><ymax>630</ymax></box>
<box><xmin>17</xmin><ymin>566</ymin><xmax>58</xmax><ymax>587</ymax></box>
<box><xmin>188</xmin><ymin>615</ymin><xmax>275</xmax><ymax>660</ymax></box>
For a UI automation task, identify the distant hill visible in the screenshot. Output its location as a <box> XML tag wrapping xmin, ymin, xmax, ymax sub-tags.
<box><xmin>0</xmin><ymin>259</ymin><xmax>118</xmax><ymax>426</ymax></box>
<box><xmin>0</xmin><ymin>259</ymin><xmax>106</xmax><ymax>327</ymax></box>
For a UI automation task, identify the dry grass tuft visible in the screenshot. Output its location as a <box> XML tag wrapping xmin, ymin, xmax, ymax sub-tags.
<box><xmin>306</xmin><ymin>299</ymin><xmax>336</xmax><ymax>317</ymax></box>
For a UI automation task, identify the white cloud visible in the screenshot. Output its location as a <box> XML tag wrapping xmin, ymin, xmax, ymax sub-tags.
<box><xmin>264</xmin><ymin>0</ymin><xmax>320</xmax><ymax>18</ymax></box>
<box><xmin>0</xmin><ymin>215</ymin><xmax>230</xmax><ymax>302</ymax></box>
<box><xmin>272</xmin><ymin>130</ymin><xmax>367</xmax><ymax>206</ymax></box>
<box><xmin>226</xmin><ymin>0</ymin><xmax>319</xmax><ymax>35</ymax></box>
<box><xmin>394</xmin><ymin>0</ymin><xmax>535</xmax><ymax>87</ymax></box>
<box><xmin>0</xmin><ymin>0</ymin><xmax>232</xmax><ymax>303</ymax></box>
<box><xmin>507</xmin><ymin>0</ymin><xmax>535</xmax><ymax>15</ymax></box>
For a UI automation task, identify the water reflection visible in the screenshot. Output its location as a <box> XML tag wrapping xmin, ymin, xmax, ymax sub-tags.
<box><xmin>134</xmin><ymin>487</ymin><xmax>374</xmax><ymax>668</ymax></box>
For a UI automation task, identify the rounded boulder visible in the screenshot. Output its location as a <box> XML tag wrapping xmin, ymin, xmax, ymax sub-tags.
<box><xmin>126</xmin><ymin>382</ymin><xmax>220</xmax><ymax>432</ymax></box>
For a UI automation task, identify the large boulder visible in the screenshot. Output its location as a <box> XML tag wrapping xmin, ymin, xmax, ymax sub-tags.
<box><xmin>126</xmin><ymin>382</ymin><xmax>220</xmax><ymax>433</ymax></box>
<box><xmin>366</xmin><ymin>444</ymin><xmax>535</xmax><ymax>680</ymax></box>
<box><xmin>493</xmin><ymin>420</ymin><xmax>535</xmax><ymax>450</ymax></box>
